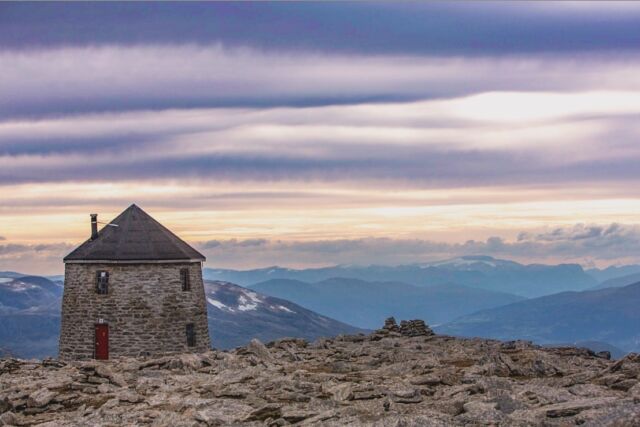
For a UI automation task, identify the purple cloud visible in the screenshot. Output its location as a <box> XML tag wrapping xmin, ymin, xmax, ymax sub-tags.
<box><xmin>3</xmin><ymin>3</ymin><xmax>640</xmax><ymax>54</ymax></box>
<box><xmin>2</xmin><ymin>47</ymin><xmax>640</xmax><ymax>117</ymax></box>
<box><xmin>0</xmin><ymin>242</ymin><xmax>74</xmax><ymax>256</ymax></box>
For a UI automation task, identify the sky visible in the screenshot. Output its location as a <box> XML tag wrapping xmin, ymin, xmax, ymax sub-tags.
<box><xmin>3</xmin><ymin>2</ymin><xmax>640</xmax><ymax>274</ymax></box>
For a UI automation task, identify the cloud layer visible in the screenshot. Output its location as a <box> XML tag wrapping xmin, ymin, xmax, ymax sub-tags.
<box><xmin>4</xmin><ymin>46</ymin><xmax>640</xmax><ymax>116</ymax></box>
<box><xmin>3</xmin><ymin>3</ymin><xmax>640</xmax><ymax>54</ymax></box>
<box><xmin>3</xmin><ymin>76</ymin><xmax>640</xmax><ymax>188</ymax></box>
<box><xmin>4</xmin><ymin>223</ymin><xmax>640</xmax><ymax>274</ymax></box>
<box><xmin>3</xmin><ymin>4</ymin><xmax>640</xmax><ymax>273</ymax></box>
<box><xmin>196</xmin><ymin>223</ymin><xmax>640</xmax><ymax>268</ymax></box>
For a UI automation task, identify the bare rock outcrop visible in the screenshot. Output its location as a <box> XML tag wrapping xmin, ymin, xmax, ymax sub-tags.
<box><xmin>1</xmin><ymin>320</ymin><xmax>639</xmax><ymax>426</ymax></box>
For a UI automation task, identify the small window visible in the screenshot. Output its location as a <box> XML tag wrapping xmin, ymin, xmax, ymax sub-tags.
<box><xmin>186</xmin><ymin>323</ymin><xmax>196</xmax><ymax>347</ymax></box>
<box><xmin>180</xmin><ymin>268</ymin><xmax>190</xmax><ymax>291</ymax></box>
<box><xmin>96</xmin><ymin>271</ymin><xmax>109</xmax><ymax>295</ymax></box>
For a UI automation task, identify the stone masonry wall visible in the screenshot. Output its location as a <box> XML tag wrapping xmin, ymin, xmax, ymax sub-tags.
<box><xmin>59</xmin><ymin>262</ymin><xmax>210</xmax><ymax>360</ymax></box>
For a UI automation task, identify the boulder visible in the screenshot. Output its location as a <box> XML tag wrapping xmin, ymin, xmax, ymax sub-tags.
<box><xmin>27</xmin><ymin>389</ymin><xmax>56</xmax><ymax>408</ymax></box>
<box><xmin>330</xmin><ymin>383</ymin><xmax>354</xmax><ymax>402</ymax></box>
<box><xmin>245</xmin><ymin>339</ymin><xmax>275</xmax><ymax>363</ymax></box>
<box><xmin>244</xmin><ymin>404</ymin><xmax>282</xmax><ymax>422</ymax></box>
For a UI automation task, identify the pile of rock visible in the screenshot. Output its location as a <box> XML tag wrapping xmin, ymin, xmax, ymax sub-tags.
<box><xmin>399</xmin><ymin>319</ymin><xmax>433</xmax><ymax>337</ymax></box>
<box><xmin>1</xmin><ymin>320</ymin><xmax>639</xmax><ymax>426</ymax></box>
<box><xmin>379</xmin><ymin>317</ymin><xmax>434</xmax><ymax>337</ymax></box>
<box><xmin>382</xmin><ymin>316</ymin><xmax>401</xmax><ymax>332</ymax></box>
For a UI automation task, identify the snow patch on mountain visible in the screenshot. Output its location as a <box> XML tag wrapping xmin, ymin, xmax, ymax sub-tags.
<box><xmin>205</xmin><ymin>281</ymin><xmax>270</xmax><ymax>313</ymax></box>
<box><xmin>205</xmin><ymin>281</ymin><xmax>305</xmax><ymax>316</ymax></box>
<box><xmin>276</xmin><ymin>305</ymin><xmax>294</xmax><ymax>313</ymax></box>
<box><xmin>206</xmin><ymin>297</ymin><xmax>234</xmax><ymax>312</ymax></box>
<box><xmin>204</xmin><ymin>280</ymin><xmax>366</xmax><ymax>349</ymax></box>
<box><xmin>245</xmin><ymin>290</ymin><xmax>261</xmax><ymax>303</ymax></box>
<box><xmin>1</xmin><ymin>280</ymin><xmax>39</xmax><ymax>292</ymax></box>
<box><xmin>237</xmin><ymin>295</ymin><xmax>258</xmax><ymax>311</ymax></box>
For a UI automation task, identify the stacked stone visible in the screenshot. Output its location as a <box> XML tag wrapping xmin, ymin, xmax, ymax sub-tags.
<box><xmin>373</xmin><ymin>317</ymin><xmax>434</xmax><ymax>340</ymax></box>
<box><xmin>369</xmin><ymin>317</ymin><xmax>399</xmax><ymax>340</ymax></box>
<box><xmin>382</xmin><ymin>317</ymin><xmax>400</xmax><ymax>332</ymax></box>
<box><xmin>399</xmin><ymin>319</ymin><xmax>434</xmax><ymax>337</ymax></box>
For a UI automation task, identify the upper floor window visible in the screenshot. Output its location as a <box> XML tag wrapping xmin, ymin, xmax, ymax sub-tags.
<box><xmin>186</xmin><ymin>323</ymin><xmax>196</xmax><ymax>347</ymax></box>
<box><xmin>180</xmin><ymin>268</ymin><xmax>190</xmax><ymax>291</ymax></box>
<box><xmin>96</xmin><ymin>271</ymin><xmax>109</xmax><ymax>295</ymax></box>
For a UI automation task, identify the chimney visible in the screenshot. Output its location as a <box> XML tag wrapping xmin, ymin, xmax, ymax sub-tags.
<box><xmin>90</xmin><ymin>214</ymin><xmax>98</xmax><ymax>240</ymax></box>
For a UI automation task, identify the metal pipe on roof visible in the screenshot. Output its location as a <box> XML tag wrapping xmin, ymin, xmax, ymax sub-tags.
<box><xmin>90</xmin><ymin>213</ymin><xmax>98</xmax><ymax>240</ymax></box>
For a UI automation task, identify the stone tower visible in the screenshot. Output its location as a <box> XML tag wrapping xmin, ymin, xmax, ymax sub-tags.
<box><xmin>59</xmin><ymin>204</ymin><xmax>210</xmax><ymax>360</ymax></box>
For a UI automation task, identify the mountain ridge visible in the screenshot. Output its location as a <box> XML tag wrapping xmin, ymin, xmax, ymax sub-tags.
<box><xmin>438</xmin><ymin>281</ymin><xmax>640</xmax><ymax>353</ymax></box>
<box><xmin>205</xmin><ymin>256</ymin><xmax>597</xmax><ymax>298</ymax></box>
<box><xmin>250</xmin><ymin>276</ymin><xmax>525</xmax><ymax>329</ymax></box>
<box><xmin>592</xmin><ymin>272</ymin><xmax>640</xmax><ymax>290</ymax></box>
<box><xmin>204</xmin><ymin>280</ymin><xmax>367</xmax><ymax>349</ymax></box>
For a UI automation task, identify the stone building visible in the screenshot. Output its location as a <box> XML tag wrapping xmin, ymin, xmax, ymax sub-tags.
<box><xmin>59</xmin><ymin>204</ymin><xmax>210</xmax><ymax>360</ymax></box>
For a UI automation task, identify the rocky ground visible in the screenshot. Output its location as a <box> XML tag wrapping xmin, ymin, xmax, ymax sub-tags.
<box><xmin>1</xmin><ymin>318</ymin><xmax>639</xmax><ymax>426</ymax></box>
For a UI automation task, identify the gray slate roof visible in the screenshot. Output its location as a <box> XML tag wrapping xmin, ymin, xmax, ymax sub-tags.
<box><xmin>64</xmin><ymin>204</ymin><xmax>205</xmax><ymax>262</ymax></box>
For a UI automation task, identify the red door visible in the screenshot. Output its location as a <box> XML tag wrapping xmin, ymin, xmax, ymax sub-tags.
<box><xmin>95</xmin><ymin>324</ymin><xmax>109</xmax><ymax>360</ymax></box>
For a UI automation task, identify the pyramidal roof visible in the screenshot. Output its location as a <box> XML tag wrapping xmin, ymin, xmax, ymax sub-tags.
<box><xmin>64</xmin><ymin>204</ymin><xmax>205</xmax><ymax>262</ymax></box>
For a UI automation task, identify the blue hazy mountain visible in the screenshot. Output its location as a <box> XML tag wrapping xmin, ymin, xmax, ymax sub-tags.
<box><xmin>205</xmin><ymin>256</ymin><xmax>597</xmax><ymax>298</ymax></box>
<box><xmin>0</xmin><ymin>274</ymin><xmax>63</xmax><ymax>359</ymax></box>
<box><xmin>250</xmin><ymin>277</ymin><xmax>525</xmax><ymax>329</ymax></box>
<box><xmin>0</xmin><ymin>275</ymin><xmax>63</xmax><ymax>314</ymax></box>
<box><xmin>0</xmin><ymin>271</ymin><xmax>30</xmax><ymax>279</ymax></box>
<box><xmin>591</xmin><ymin>272</ymin><xmax>640</xmax><ymax>290</ymax></box>
<box><xmin>3</xmin><ymin>266</ymin><xmax>637</xmax><ymax>359</ymax></box>
<box><xmin>205</xmin><ymin>281</ymin><xmax>366</xmax><ymax>349</ymax></box>
<box><xmin>586</xmin><ymin>264</ymin><xmax>640</xmax><ymax>283</ymax></box>
<box><xmin>438</xmin><ymin>282</ymin><xmax>640</xmax><ymax>353</ymax></box>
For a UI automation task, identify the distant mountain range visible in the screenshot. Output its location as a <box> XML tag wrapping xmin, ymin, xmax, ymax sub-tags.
<box><xmin>0</xmin><ymin>275</ymin><xmax>63</xmax><ymax>313</ymax></box>
<box><xmin>0</xmin><ymin>275</ymin><xmax>62</xmax><ymax>359</ymax></box>
<box><xmin>205</xmin><ymin>281</ymin><xmax>366</xmax><ymax>349</ymax></box>
<box><xmin>0</xmin><ymin>272</ymin><xmax>365</xmax><ymax>358</ymax></box>
<box><xmin>205</xmin><ymin>256</ymin><xmax>597</xmax><ymax>298</ymax></box>
<box><xmin>591</xmin><ymin>272</ymin><xmax>640</xmax><ymax>290</ymax></box>
<box><xmin>249</xmin><ymin>277</ymin><xmax>524</xmax><ymax>329</ymax></box>
<box><xmin>586</xmin><ymin>264</ymin><xmax>640</xmax><ymax>283</ymax></box>
<box><xmin>3</xmin><ymin>256</ymin><xmax>640</xmax><ymax>359</ymax></box>
<box><xmin>438</xmin><ymin>282</ymin><xmax>640</xmax><ymax>353</ymax></box>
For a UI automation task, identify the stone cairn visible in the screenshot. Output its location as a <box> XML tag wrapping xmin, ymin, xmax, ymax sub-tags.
<box><xmin>379</xmin><ymin>317</ymin><xmax>434</xmax><ymax>337</ymax></box>
<box><xmin>399</xmin><ymin>319</ymin><xmax>434</xmax><ymax>337</ymax></box>
<box><xmin>382</xmin><ymin>317</ymin><xmax>401</xmax><ymax>332</ymax></box>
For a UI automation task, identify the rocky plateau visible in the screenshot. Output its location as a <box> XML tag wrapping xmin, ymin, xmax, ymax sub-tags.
<box><xmin>1</xmin><ymin>318</ymin><xmax>639</xmax><ymax>426</ymax></box>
